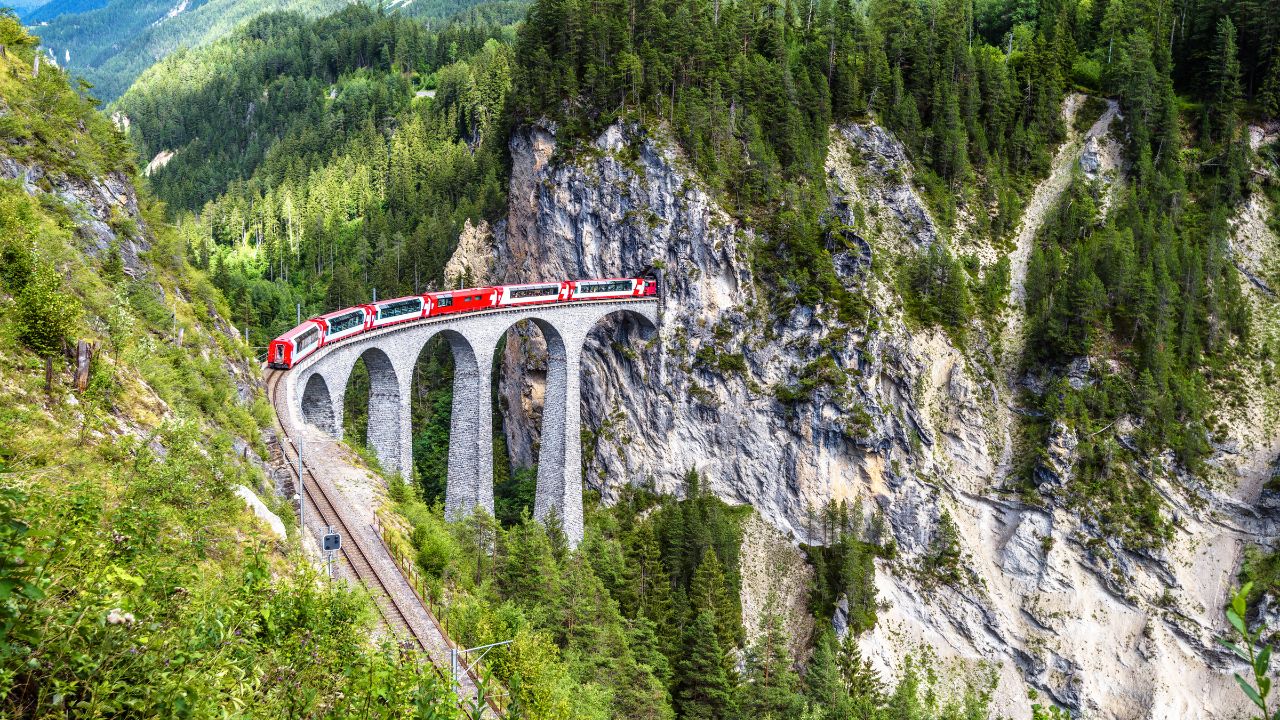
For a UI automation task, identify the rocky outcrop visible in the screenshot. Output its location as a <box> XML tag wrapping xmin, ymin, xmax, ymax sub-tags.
<box><xmin>443</xmin><ymin>218</ymin><xmax>496</xmax><ymax>288</ymax></box>
<box><xmin>492</xmin><ymin>115</ymin><xmax>1280</xmax><ymax>718</ymax></box>
<box><xmin>0</xmin><ymin>156</ymin><xmax>150</xmax><ymax>276</ymax></box>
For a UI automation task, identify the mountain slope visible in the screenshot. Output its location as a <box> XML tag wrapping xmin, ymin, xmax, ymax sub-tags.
<box><xmin>22</xmin><ymin>0</ymin><xmax>107</xmax><ymax>23</ymax></box>
<box><xmin>29</xmin><ymin>0</ymin><xmax>508</xmax><ymax>101</ymax></box>
<box><xmin>486</xmin><ymin>0</ymin><xmax>1280</xmax><ymax>716</ymax></box>
<box><xmin>31</xmin><ymin>0</ymin><xmax>349</xmax><ymax>99</ymax></box>
<box><xmin>0</xmin><ymin>16</ymin><xmax>461</xmax><ymax>715</ymax></box>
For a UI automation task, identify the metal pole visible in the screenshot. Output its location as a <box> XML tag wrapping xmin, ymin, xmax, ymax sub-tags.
<box><xmin>297</xmin><ymin>303</ymin><xmax>301</xmax><ymax>325</ymax></box>
<box><xmin>326</xmin><ymin>525</ymin><xmax>334</xmax><ymax>579</ymax></box>
<box><xmin>372</xmin><ymin>287</ymin><xmax>377</xmax><ymax>302</ymax></box>
<box><xmin>450</xmin><ymin>648</ymin><xmax>459</xmax><ymax>693</ymax></box>
<box><xmin>297</xmin><ymin>438</ymin><xmax>304</xmax><ymax>531</ymax></box>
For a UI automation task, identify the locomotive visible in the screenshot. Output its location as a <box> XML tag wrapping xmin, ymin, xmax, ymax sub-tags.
<box><xmin>267</xmin><ymin>277</ymin><xmax>658</xmax><ymax>369</ymax></box>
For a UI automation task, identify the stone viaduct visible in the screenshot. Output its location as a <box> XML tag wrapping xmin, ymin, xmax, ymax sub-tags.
<box><xmin>282</xmin><ymin>299</ymin><xmax>659</xmax><ymax>546</ymax></box>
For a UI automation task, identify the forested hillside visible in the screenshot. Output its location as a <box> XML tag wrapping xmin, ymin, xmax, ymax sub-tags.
<box><xmin>0</xmin><ymin>13</ymin><xmax>463</xmax><ymax>716</ymax></box>
<box><xmin>27</xmin><ymin>0</ymin><xmax>507</xmax><ymax>99</ymax></box>
<box><xmin>512</xmin><ymin>0</ymin><xmax>1280</xmax><ymax>551</ymax></box>
<box><xmin>117</xmin><ymin>4</ymin><xmax>516</xmax><ymax>510</ymax></box>
<box><xmin>43</xmin><ymin>0</ymin><xmax>1280</xmax><ymax>714</ymax></box>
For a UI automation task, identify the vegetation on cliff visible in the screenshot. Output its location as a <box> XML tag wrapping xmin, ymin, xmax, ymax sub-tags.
<box><xmin>0</xmin><ymin>14</ymin><xmax>461</xmax><ymax>715</ymax></box>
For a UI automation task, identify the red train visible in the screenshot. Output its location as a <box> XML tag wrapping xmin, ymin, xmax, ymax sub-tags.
<box><xmin>268</xmin><ymin>277</ymin><xmax>658</xmax><ymax>369</ymax></box>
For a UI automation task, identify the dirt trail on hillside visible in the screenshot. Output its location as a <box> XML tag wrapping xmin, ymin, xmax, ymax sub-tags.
<box><xmin>996</xmin><ymin>94</ymin><xmax>1120</xmax><ymax>474</ymax></box>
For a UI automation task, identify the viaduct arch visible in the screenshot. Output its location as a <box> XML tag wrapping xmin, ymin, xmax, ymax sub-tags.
<box><xmin>282</xmin><ymin>299</ymin><xmax>659</xmax><ymax>546</ymax></box>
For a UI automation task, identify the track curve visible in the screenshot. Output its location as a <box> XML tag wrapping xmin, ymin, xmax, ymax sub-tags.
<box><xmin>263</xmin><ymin>368</ymin><xmax>494</xmax><ymax>715</ymax></box>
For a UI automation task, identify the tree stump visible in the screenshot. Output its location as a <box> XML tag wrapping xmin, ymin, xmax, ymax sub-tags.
<box><xmin>75</xmin><ymin>340</ymin><xmax>93</xmax><ymax>392</ymax></box>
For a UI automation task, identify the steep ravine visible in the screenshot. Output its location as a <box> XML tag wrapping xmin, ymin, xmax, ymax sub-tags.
<box><xmin>475</xmin><ymin>114</ymin><xmax>1280</xmax><ymax>717</ymax></box>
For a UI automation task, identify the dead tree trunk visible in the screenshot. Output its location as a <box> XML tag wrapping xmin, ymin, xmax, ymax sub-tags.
<box><xmin>75</xmin><ymin>341</ymin><xmax>93</xmax><ymax>392</ymax></box>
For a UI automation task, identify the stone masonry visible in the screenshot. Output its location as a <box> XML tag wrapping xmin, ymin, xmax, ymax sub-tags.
<box><xmin>285</xmin><ymin>299</ymin><xmax>659</xmax><ymax>546</ymax></box>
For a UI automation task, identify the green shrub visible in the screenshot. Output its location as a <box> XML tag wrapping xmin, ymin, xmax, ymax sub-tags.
<box><xmin>16</xmin><ymin>261</ymin><xmax>79</xmax><ymax>358</ymax></box>
<box><xmin>900</xmin><ymin>242</ymin><xmax>972</xmax><ymax>332</ymax></box>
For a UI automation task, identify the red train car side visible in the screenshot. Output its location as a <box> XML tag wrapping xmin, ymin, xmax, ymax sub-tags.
<box><xmin>268</xmin><ymin>277</ymin><xmax>657</xmax><ymax>369</ymax></box>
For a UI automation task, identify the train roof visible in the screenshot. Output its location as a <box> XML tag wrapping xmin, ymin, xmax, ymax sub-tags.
<box><xmin>431</xmin><ymin>286</ymin><xmax>497</xmax><ymax>296</ymax></box>
<box><xmin>372</xmin><ymin>295</ymin><xmax>424</xmax><ymax>306</ymax></box>
<box><xmin>502</xmin><ymin>280</ymin><xmax>563</xmax><ymax>288</ymax></box>
<box><xmin>276</xmin><ymin>320</ymin><xmax>323</xmax><ymax>341</ymax></box>
<box><xmin>317</xmin><ymin>305</ymin><xmax>370</xmax><ymax>320</ymax></box>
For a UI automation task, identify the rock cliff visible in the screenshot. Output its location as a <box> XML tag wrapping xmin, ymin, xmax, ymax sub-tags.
<box><xmin>486</xmin><ymin>115</ymin><xmax>1280</xmax><ymax>718</ymax></box>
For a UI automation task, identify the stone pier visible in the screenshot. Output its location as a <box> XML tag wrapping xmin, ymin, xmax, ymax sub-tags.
<box><xmin>286</xmin><ymin>299</ymin><xmax>658</xmax><ymax>546</ymax></box>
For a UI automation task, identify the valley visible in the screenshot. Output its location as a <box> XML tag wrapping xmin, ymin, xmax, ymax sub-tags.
<box><xmin>2</xmin><ymin>0</ymin><xmax>1280</xmax><ymax>718</ymax></box>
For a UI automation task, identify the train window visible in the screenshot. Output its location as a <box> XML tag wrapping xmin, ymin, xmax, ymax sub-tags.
<box><xmin>328</xmin><ymin>311</ymin><xmax>364</xmax><ymax>334</ymax></box>
<box><xmin>436</xmin><ymin>295</ymin><xmax>453</xmax><ymax>308</ymax></box>
<box><xmin>510</xmin><ymin>285</ymin><xmax>560</xmax><ymax>299</ymax></box>
<box><xmin>578</xmin><ymin>280</ymin><xmax>634</xmax><ymax>293</ymax></box>
<box><xmin>297</xmin><ymin>327</ymin><xmax>319</xmax><ymax>351</ymax></box>
<box><xmin>379</xmin><ymin>299</ymin><xmax>421</xmax><ymax>319</ymax></box>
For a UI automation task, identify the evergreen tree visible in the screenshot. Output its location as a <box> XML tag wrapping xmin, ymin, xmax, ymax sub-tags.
<box><xmin>925</xmin><ymin>509</ymin><xmax>964</xmax><ymax>585</ymax></box>
<box><xmin>738</xmin><ymin>597</ymin><xmax>806</xmax><ymax>719</ymax></box>
<box><xmin>16</xmin><ymin>261</ymin><xmax>79</xmax><ymax>390</ymax></box>
<box><xmin>1208</xmin><ymin>17</ymin><xmax>1243</xmax><ymax>147</ymax></box>
<box><xmin>805</xmin><ymin>629</ymin><xmax>853</xmax><ymax>719</ymax></box>
<box><xmin>675</xmin><ymin>611</ymin><xmax>736</xmax><ymax>720</ymax></box>
<box><xmin>838</xmin><ymin>631</ymin><xmax>886</xmax><ymax>713</ymax></box>
<box><xmin>689</xmin><ymin>549</ymin><xmax>742</xmax><ymax>652</ymax></box>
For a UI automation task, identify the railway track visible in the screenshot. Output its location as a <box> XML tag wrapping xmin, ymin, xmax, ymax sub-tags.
<box><xmin>262</xmin><ymin>369</ymin><xmax>492</xmax><ymax>714</ymax></box>
<box><xmin>265</xmin><ymin>370</ymin><xmax>423</xmax><ymax>641</ymax></box>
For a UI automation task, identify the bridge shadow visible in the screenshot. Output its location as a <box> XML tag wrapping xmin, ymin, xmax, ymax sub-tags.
<box><xmin>301</xmin><ymin>373</ymin><xmax>336</xmax><ymax>434</ymax></box>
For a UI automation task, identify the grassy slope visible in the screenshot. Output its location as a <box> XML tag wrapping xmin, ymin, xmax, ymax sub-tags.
<box><xmin>0</xmin><ymin>19</ymin><xmax>460</xmax><ymax>717</ymax></box>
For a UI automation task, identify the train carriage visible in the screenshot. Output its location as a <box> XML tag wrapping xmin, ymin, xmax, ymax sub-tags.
<box><xmin>318</xmin><ymin>306</ymin><xmax>373</xmax><ymax>346</ymax></box>
<box><xmin>429</xmin><ymin>288</ymin><xmax>498</xmax><ymax>316</ymax></box>
<box><xmin>371</xmin><ymin>295</ymin><xmax>430</xmax><ymax>329</ymax></box>
<box><xmin>568</xmin><ymin>277</ymin><xmax>657</xmax><ymax>300</ymax></box>
<box><xmin>496</xmin><ymin>281</ymin><xmax>569</xmax><ymax>307</ymax></box>
<box><xmin>268</xmin><ymin>276</ymin><xmax>658</xmax><ymax>369</ymax></box>
<box><xmin>268</xmin><ymin>320</ymin><xmax>323</xmax><ymax>369</ymax></box>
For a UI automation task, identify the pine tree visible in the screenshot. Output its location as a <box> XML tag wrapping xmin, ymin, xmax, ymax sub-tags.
<box><xmin>16</xmin><ymin>261</ymin><xmax>79</xmax><ymax>391</ymax></box>
<box><xmin>738</xmin><ymin>596</ymin><xmax>806</xmax><ymax>719</ymax></box>
<box><xmin>838</xmin><ymin>631</ymin><xmax>885</xmax><ymax>707</ymax></box>
<box><xmin>1208</xmin><ymin>16</ymin><xmax>1242</xmax><ymax>147</ymax></box>
<box><xmin>623</xmin><ymin>521</ymin><xmax>669</xmax><ymax>619</ymax></box>
<box><xmin>675</xmin><ymin>611</ymin><xmax>735</xmax><ymax>720</ymax></box>
<box><xmin>629</xmin><ymin>616</ymin><xmax>673</xmax><ymax>686</ymax></box>
<box><xmin>500</xmin><ymin>512</ymin><xmax>558</xmax><ymax>605</ymax></box>
<box><xmin>689</xmin><ymin>549</ymin><xmax>741</xmax><ymax>652</ymax></box>
<box><xmin>805</xmin><ymin>629</ymin><xmax>852</xmax><ymax>718</ymax></box>
<box><xmin>842</xmin><ymin>540</ymin><xmax>879</xmax><ymax>633</ymax></box>
<box><xmin>926</xmin><ymin>508</ymin><xmax>963</xmax><ymax>585</ymax></box>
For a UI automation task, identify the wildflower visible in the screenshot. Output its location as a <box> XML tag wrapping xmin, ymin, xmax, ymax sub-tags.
<box><xmin>107</xmin><ymin>608</ymin><xmax>137</xmax><ymax>626</ymax></box>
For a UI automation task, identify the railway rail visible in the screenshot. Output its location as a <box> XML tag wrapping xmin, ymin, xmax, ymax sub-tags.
<box><xmin>263</xmin><ymin>368</ymin><xmax>494</xmax><ymax>716</ymax></box>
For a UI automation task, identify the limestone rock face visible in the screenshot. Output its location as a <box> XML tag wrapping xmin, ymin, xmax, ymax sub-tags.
<box><xmin>494</xmin><ymin>118</ymin><xmax>1280</xmax><ymax>719</ymax></box>
<box><xmin>0</xmin><ymin>157</ymin><xmax>150</xmax><ymax>277</ymax></box>
<box><xmin>443</xmin><ymin>219</ymin><xmax>496</xmax><ymax>289</ymax></box>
